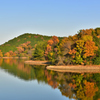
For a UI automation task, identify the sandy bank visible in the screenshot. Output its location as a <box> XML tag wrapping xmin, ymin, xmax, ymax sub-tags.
<box><xmin>0</xmin><ymin>57</ymin><xmax>28</xmax><ymax>59</ymax></box>
<box><xmin>46</xmin><ymin>65</ymin><xmax>100</xmax><ymax>73</ymax></box>
<box><xmin>25</xmin><ymin>60</ymin><xmax>51</xmax><ymax>65</ymax></box>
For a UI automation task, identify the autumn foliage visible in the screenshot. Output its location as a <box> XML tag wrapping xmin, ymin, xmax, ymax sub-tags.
<box><xmin>32</xmin><ymin>28</ymin><xmax>100</xmax><ymax>65</ymax></box>
<box><xmin>84</xmin><ymin>40</ymin><xmax>98</xmax><ymax>58</ymax></box>
<box><xmin>84</xmin><ymin>81</ymin><xmax>98</xmax><ymax>98</ymax></box>
<box><xmin>4</xmin><ymin>52</ymin><xmax>11</xmax><ymax>57</ymax></box>
<box><xmin>3</xmin><ymin>41</ymin><xmax>32</xmax><ymax>57</ymax></box>
<box><xmin>44</xmin><ymin>36</ymin><xmax>59</xmax><ymax>61</ymax></box>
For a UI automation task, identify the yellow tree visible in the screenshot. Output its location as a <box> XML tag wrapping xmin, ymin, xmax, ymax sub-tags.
<box><xmin>83</xmin><ymin>40</ymin><xmax>98</xmax><ymax>58</ymax></box>
<box><xmin>69</xmin><ymin>40</ymin><xmax>84</xmax><ymax>64</ymax></box>
<box><xmin>82</xmin><ymin>35</ymin><xmax>93</xmax><ymax>42</ymax></box>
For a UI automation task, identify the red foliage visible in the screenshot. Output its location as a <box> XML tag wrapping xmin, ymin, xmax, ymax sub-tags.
<box><xmin>52</xmin><ymin>36</ymin><xmax>59</xmax><ymax>44</ymax></box>
<box><xmin>34</xmin><ymin>36</ymin><xmax>38</xmax><ymax>38</ymax></box>
<box><xmin>80</xmin><ymin>29</ymin><xmax>94</xmax><ymax>35</ymax></box>
<box><xmin>17</xmin><ymin>47</ymin><xmax>24</xmax><ymax>53</ymax></box>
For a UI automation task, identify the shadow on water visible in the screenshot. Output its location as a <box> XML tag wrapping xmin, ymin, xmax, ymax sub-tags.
<box><xmin>0</xmin><ymin>58</ymin><xmax>100</xmax><ymax>100</ymax></box>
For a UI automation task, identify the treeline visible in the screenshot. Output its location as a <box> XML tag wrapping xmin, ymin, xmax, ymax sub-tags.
<box><xmin>33</xmin><ymin>28</ymin><xmax>100</xmax><ymax>65</ymax></box>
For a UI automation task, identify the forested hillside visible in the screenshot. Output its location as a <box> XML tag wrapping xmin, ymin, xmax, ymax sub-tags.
<box><xmin>0</xmin><ymin>33</ymin><xmax>63</xmax><ymax>55</ymax></box>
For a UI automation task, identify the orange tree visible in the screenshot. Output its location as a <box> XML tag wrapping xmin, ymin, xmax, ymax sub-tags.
<box><xmin>83</xmin><ymin>40</ymin><xmax>98</xmax><ymax>58</ymax></box>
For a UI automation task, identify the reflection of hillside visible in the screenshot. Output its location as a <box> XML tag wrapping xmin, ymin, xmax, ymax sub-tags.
<box><xmin>0</xmin><ymin>59</ymin><xmax>32</xmax><ymax>80</ymax></box>
<box><xmin>0</xmin><ymin>59</ymin><xmax>3</xmax><ymax>66</ymax></box>
<box><xmin>17</xmin><ymin>62</ymin><xmax>31</xmax><ymax>74</ymax></box>
<box><xmin>0</xmin><ymin>59</ymin><xmax>47</xmax><ymax>81</ymax></box>
<box><xmin>13</xmin><ymin>59</ymin><xmax>17</xmax><ymax>64</ymax></box>
<box><xmin>4</xmin><ymin>59</ymin><xmax>17</xmax><ymax>65</ymax></box>
<box><xmin>4</xmin><ymin>59</ymin><xmax>13</xmax><ymax>65</ymax></box>
<box><xmin>0</xmin><ymin>59</ymin><xmax>100</xmax><ymax>100</ymax></box>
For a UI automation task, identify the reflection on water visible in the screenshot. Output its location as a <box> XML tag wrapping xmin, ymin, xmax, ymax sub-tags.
<box><xmin>0</xmin><ymin>59</ymin><xmax>100</xmax><ymax>100</ymax></box>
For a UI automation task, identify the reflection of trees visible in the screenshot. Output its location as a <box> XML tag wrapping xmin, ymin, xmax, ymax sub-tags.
<box><xmin>0</xmin><ymin>59</ymin><xmax>100</xmax><ymax>100</ymax></box>
<box><xmin>47</xmin><ymin>72</ymin><xmax>99</xmax><ymax>100</ymax></box>
<box><xmin>1</xmin><ymin>59</ymin><xmax>33</xmax><ymax>80</ymax></box>
<box><xmin>0</xmin><ymin>59</ymin><xmax>3</xmax><ymax>66</ymax></box>
<box><xmin>44</xmin><ymin>70</ymin><xmax>59</xmax><ymax>89</ymax></box>
<box><xmin>4</xmin><ymin>59</ymin><xmax>11</xmax><ymax>65</ymax></box>
<box><xmin>0</xmin><ymin>59</ymin><xmax>48</xmax><ymax>82</ymax></box>
<box><xmin>54</xmin><ymin>72</ymin><xmax>76</xmax><ymax>99</ymax></box>
<box><xmin>4</xmin><ymin>59</ymin><xmax>17</xmax><ymax>65</ymax></box>
<box><xmin>84</xmin><ymin>81</ymin><xmax>98</xmax><ymax>99</ymax></box>
<box><xmin>57</xmin><ymin>73</ymin><xmax>99</xmax><ymax>100</ymax></box>
<box><xmin>59</xmin><ymin>82</ymin><xmax>75</xmax><ymax>99</ymax></box>
<box><xmin>17</xmin><ymin>62</ymin><xmax>31</xmax><ymax>74</ymax></box>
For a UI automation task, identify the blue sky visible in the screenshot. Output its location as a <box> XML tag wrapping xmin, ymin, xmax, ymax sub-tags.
<box><xmin>0</xmin><ymin>0</ymin><xmax>100</xmax><ymax>44</ymax></box>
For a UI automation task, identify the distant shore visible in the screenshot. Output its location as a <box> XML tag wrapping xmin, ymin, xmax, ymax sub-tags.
<box><xmin>0</xmin><ymin>57</ymin><xmax>28</xmax><ymax>59</ymax></box>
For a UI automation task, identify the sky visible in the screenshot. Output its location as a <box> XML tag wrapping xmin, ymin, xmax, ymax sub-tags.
<box><xmin>0</xmin><ymin>0</ymin><xmax>100</xmax><ymax>45</ymax></box>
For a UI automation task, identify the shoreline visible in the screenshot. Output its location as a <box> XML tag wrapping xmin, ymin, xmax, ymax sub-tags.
<box><xmin>24</xmin><ymin>60</ymin><xmax>51</xmax><ymax>65</ymax></box>
<box><xmin>1</xmin><ymin>58</ymin><xmax>100</xmax><ymax>73</ymax></box>
<box><xmin>46</xmin><ymin>65</ymin><xmax>100</xmax><ymax>73</ymax></box>
<box><xmin>24</xmin><ymin>60</ymin><xmax>100</xmax><ymax>73</ymax></box>
<box><xmin>0</xmin><ymin>57</ymin><xmax>28</xmax><ymax>59</ymax></box>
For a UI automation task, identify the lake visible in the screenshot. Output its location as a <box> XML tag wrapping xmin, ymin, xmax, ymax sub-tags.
<box><xmin>0</xmin><ymin>58</ymin><xmax>100</xmax><ymax>100</ymax></box>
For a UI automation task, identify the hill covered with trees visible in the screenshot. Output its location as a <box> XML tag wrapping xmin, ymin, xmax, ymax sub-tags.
<box><xmin>0</xmin><ymin>33</ymin><xmax>63</xmax><ymax>58</ymax></box>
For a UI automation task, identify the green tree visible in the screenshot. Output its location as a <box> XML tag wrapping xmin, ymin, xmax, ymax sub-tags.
<box><xmin>33</xmin><ymin>42</ymin><xmax>47</xmax><ymax>60</ymax></box>
<box><xmin>0</xmin><ymin>50</ymin><xmax>3</xmax><ymax>57</ymax></box>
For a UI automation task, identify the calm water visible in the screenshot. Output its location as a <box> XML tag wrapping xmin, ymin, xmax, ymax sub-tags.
<box><xmin>0</xmin><ymin>59</ymin><xmax>100</xmax><ymax>100</ymax></box>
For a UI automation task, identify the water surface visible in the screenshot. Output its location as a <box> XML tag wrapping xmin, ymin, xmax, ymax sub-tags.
<box><xmin>0</xmin><ymin>58</ymin><xmax>100</xmax><ymax>100</ymax></box>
